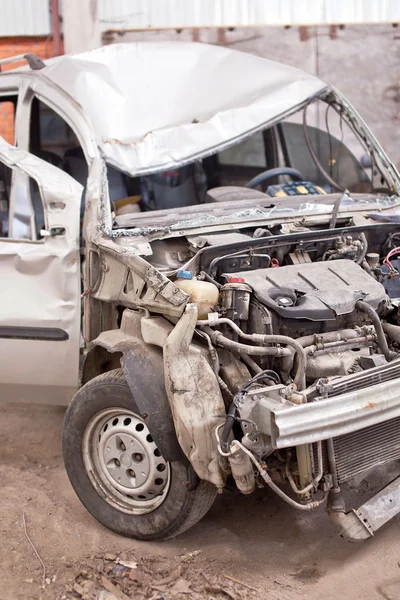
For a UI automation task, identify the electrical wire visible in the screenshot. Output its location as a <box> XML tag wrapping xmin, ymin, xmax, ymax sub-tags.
<box><xmin>325</xmin><ymin>103</ymin><xmax>334</xmax><ymax>180</ymax></box>
<box><xmin>303</xmin><ymin>101</ymin><xmax>345</xmax><ymax>192</ymax></box>
<box><xmin>327</xmin><ymin>99</ymin><xmax>390</xmax><ymax>192</ymax></box>
<box><xmin>336</xmin><ymin>107</ymin><xmax>345</xmax><ymax>187</ymax></box>
<box><xmin>387</xmin><ymin>233</ymin><xmax>400</xmax><ymax>249</ymax></box>
<box><xmin>219</xmin><ymin>369</ymin><xmax>281</xmax><ymax>451</ymax></box>
<box><xmin>384</xmin><ymin>246</ymin><xmax>400</xmax><ymax>269</ymax></box>
<box><xmin>240</xmin><ymin>369</ymin><xmax>281</xmax><ymax>390</ymax></box>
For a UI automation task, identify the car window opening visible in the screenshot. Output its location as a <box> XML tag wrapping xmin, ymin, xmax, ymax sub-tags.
<box><xmin>0</xmin><ymin>162</ymin><xmax>10</xmax><ymax>237</ymax></box>
<box><xmin>28</xmin><ymin>96</ymin><xmax>378</xmax><ymax>222</ymax></box>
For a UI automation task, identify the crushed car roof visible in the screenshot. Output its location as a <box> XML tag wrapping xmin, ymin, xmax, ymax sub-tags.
<box><xmin>12</xmin><ymin>42</ymin><xmax>328</xmax><ymax>175</ymax></box>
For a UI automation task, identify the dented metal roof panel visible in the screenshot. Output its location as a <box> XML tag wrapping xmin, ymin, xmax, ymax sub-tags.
<box><xmin>41</xmin><ymin>42</ymin><xmax>327</xmax><ymax>176</ymax></box>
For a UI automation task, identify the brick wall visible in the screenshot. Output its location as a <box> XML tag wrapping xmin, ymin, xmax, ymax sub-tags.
<box><xmin>0</xmin><ymin>36</ymin><xmax>63</xmax><ymax>143</ymax></box>
<box><xmin>0</xmin><ymin>100</ymin><xmax>14</xmax><ymax>143</ymax></box>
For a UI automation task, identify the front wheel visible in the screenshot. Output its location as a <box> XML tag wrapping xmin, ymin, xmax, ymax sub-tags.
<box><xmin>62</xmin><ymin>369</ymin><xmax>216</xmax><ymax>540</ymax></box>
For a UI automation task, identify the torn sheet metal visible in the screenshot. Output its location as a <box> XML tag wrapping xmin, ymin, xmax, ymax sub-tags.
<box><xmin>40</xmin><ymin>42</ymin><xmax>328</xmax><ymax>176</ymax></box>
<box><xmin>113</xmin><ymin>191</ymin><xmax>400</xmax><ymax>242</ymax></box>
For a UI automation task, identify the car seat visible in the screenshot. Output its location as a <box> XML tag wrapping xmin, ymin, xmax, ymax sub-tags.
<box><xmin>140</xmin><ymin>163</ymin><xmax>207</xmax><ymax>210</ymax></box>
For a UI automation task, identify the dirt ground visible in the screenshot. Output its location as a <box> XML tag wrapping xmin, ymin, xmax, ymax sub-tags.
<box><xmin>1</xmin><ymin>402</ymin><xmax>400</xmax><ymax>600</ymax></box>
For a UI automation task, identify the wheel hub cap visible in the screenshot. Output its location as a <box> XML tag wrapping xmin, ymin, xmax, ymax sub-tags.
<box><xmin>102</xmin><ymin>430</ymin><xmax>152</xmax><ymax>489</ymax></box>
<box><xmin>83</xmin><ymin>408</ymin><xmax>170</xmax><ymax>515</ymax></box>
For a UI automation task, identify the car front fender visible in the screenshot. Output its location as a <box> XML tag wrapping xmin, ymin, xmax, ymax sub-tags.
<box><xmin>88</xmin><ymin>309</ymin><xmax>185</xmax><ymax>464</ymax></box>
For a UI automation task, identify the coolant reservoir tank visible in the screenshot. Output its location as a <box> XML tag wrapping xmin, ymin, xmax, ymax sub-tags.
<box><xmin>175</xmin><ymin>270</ymin><xmax>219</xmax><ymax>319</ymax></box>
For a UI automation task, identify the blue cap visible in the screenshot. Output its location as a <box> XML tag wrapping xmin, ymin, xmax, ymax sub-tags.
<box><xmin>177</xmin><ymin>269</ymin><xmax>193</xmax><ymax>279</ymax></box>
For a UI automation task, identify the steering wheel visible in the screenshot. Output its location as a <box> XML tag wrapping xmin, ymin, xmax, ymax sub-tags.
<box><xmin>246</xmin><ymin>167</ymin><xmax>304</xmax><ymax>191</ymax></box>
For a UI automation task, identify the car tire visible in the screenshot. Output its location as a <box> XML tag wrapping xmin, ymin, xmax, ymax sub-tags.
<box><xmin>62</xmin><ymin>369</ymin><xmax>217</xmax><ymax>541</ymax></box>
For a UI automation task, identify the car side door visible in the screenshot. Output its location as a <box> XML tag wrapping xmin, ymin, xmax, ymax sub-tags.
<box><xmin>0</xmin><ymin>137</ymin><xmax>83</xmax><ymax>405</ymax></box>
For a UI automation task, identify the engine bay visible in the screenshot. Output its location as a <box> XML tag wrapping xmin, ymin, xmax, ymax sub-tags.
<box><xmin>100</xmin><ymin>182</ymin><xmax>400</xmax><ymax>527</ymax></box>
<box><xmin>147</xmin><ymin>195</ymin><xmax>400</xmax><ymax>389</ymax></box>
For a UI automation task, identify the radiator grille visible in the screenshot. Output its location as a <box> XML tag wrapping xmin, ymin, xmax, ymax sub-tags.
<box><xmin>309</xmin><ymin>360</ymin><xmax>400</xmax><ymax>483</ymax></box>
<box><xmin>332</xmin><ymin>417</ymin><xmax>400</xmax><ymax>482</ymax></box>
<box><xmin>323</xmin><ymin>360</ymin><xmax>400</xmax><ymax>398</ymax></box>
<box><xmin>312</xmin><ymin>417</ymin><xmax>400</xmax><ymax>483</ymax></box>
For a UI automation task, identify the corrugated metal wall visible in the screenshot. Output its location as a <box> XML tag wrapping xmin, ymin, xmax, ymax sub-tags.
<box><xmin>0</xmin><ymin>0</ymin><xmax>50</xmax><ymax>36</ymax></box>
<box><xmin>0</xmin><ymin>0</ymin><xmax>399</xmax><ymax>37</ymax></box>
<box><xmin>100</xmin><ymin>0</ymin><xmax>400</xmax><ymax>31</ymax></box>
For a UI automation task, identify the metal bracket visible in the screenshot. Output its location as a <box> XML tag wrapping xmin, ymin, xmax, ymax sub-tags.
<box><xmin>329</xmin><ymin>476</ymin><xmax>400</xmax><ymax>542</ymax></box>
<box><xmin>0</xmin><ymin>53</ymin><xmax>46</xmax><ymax>72</ymax></box>
<box><xmin>355</xmin><ymin>475</ymin><xmax>400</xmax><ymax>533</ymax></box>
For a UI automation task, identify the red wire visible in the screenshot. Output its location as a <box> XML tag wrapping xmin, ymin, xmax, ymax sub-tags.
<box><xmin>384</xmin><ymin>246</ymin><xmax>400</xmax><ymax>269</ymax></box>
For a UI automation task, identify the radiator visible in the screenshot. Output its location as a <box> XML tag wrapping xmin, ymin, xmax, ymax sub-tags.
<box><xmin>310</xmin><ymin>360</ymin><xmax>400</xmax><ymax>483</ymax></box>
<box><xmin>332</xmin><ymin>416</ymin><xmax>400</xmax><ymax>482</ymax></box>
<box><xmin>313</xmin><ymin>416</ymin><xmax>400</xmax><ymax>483</ymax></box>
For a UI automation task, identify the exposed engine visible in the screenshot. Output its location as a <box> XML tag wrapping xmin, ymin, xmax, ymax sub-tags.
<box><xmin>218</xmin><ymin>259</ymin><xmax>391</xmax><ymax>382</ymax></box>
<box><xmin>161</xmin><ymin>207</ymin><xmax>400</xmax><ymax>538</ymax></box>
<box><xmin>118</xmin><ymin>185</ymin><xmax>400</xmax><ymax>541</ymax></box>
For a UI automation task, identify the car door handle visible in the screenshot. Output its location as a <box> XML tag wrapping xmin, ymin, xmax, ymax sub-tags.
<box><xmin>40</xmin><ymin>227</ymin><xmax>66</xmax><ymax>237</ymax></box>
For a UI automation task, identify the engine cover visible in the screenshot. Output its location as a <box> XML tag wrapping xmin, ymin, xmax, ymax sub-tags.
<box><xmin>230</xmin><ymin>259</ymin><xmax>386</xmax><ymax>321</ymax></box>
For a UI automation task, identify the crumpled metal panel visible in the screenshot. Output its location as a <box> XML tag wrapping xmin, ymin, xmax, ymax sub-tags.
<box><xmin>163</xmin><ymin>304</ymin><xmax>227</xmax><ymax>488</ymax></box>
<box><xmin>41</xmin><ymin>42</ymin><xmax>327</xmax><ymax>175</ymax></box>
<box><xmin>0</xmin><ymin>137</ymin><xmax>83</xmax><ymax>403</ymax></box>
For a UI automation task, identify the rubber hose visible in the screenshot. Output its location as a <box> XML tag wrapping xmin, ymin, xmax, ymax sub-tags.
<box><xmin>220</xmin><ymin>402</ymin><xmax>237</xmax><ymax>452</ymax></box>
<box><xmin>356</xmin><ymin>300</ymin><xmax>391</xmax><ymax>360</ymax></box>
<box><xmin>241</xmin><ymin>354</ymin><xmax>263</xmax><ymax>374</ymax></box>
<box><xmin>255</xmin><ymin>334</ymin><xmax>306</xmax><ymax>390</ymax></box>
<box><xmin>356</xmin><ymin>233</ymin><xmax>368</xmax><ymax>265</ymax></box>
<box><xmin>206</xmin><ymin>330</ymin><xmax>292</xmax><ymax>358</ymax></box>
<box><xmin>232</xmin><ymin>441</ymin><xmax>326</xmax><ymax>511</ymax></box>
<box><xmin>280</xmin><ymin>328</ymin><xmax>365</xmax><ymax>384</ymax></box>
<box><xmin>201</xmin><ymin>320</ymin><xmax>307</xmax><ymax>389</ymax></box>
<box><xmin>382</xmin><ymin>322</ymin><xmax>400</xmax><ymax>345</ymax></box>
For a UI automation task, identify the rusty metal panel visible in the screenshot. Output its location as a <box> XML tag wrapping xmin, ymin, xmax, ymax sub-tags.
<box><xmin>0</xmin><ymin>0</ymin><xmax>51</xmax><ymax>36</ymax></box>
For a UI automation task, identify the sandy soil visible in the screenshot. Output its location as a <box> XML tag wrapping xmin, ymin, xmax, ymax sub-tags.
<box><xmin>1</xmin><ymin>401</ymin><xmax>400</xmax><ymax>600</ymax></box>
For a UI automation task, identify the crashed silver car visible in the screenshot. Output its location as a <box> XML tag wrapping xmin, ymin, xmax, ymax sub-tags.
<box><xmin>1</xmin><ymin>42</ymin><xmax>400</xmax><ymax>542</ymax></box>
